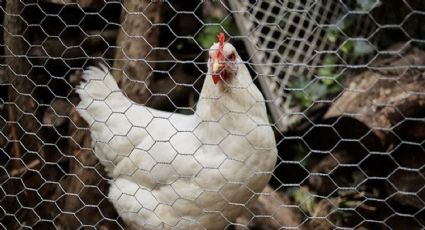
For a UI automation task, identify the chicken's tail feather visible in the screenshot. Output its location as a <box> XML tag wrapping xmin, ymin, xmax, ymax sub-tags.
<box><xmin>77</xmin><ymin>64</ymin><xmax>119</xmax><ymax>99</ymax></box>
<box><xmin>76</xmin><ymin>64</ymin><xmax>128</xmax><ymax>125</ymax></box>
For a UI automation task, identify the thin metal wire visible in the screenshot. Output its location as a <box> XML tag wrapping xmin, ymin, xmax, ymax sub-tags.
<box><xmin>1</xmin><ymin>0</ymin><xmax>424</xmax><ymax>229</ymax></box>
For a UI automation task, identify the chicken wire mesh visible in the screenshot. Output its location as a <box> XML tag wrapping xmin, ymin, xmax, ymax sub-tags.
<box><xmin>1</xmin><ymin>0</ymin><xmax>425</xmax><ymax>229</ymax></box>
<box><xmin>229</xmin><ymin>0</ymin><xmax>381</xmax><ymax>130</ymax></box>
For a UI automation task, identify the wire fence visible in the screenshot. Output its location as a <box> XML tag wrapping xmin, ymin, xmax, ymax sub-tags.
<box><xmin>1</xmin><ymin>0</ymin><xmax>425</xmax><ymax>229</ymax></box>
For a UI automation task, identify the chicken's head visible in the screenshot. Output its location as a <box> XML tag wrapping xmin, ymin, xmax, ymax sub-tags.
<box><xmin>208</xmin><ymin>33</ymin><xmax>239</xmax><ymax>85</ymax></box>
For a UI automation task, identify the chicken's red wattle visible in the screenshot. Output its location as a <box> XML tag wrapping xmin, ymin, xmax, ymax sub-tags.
<box><xmin>212</xmin><ymin>70</ymin><xmax>227</xmax><ymax>84</ymax></box>
<box><xmin>213</xmin><ymin>75</ymin><xmax>220</xmax><ymax>84</ymax></box>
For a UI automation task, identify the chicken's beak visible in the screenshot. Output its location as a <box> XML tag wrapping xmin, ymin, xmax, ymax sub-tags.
<box><xmin>212</xmin><ymin>59</ymin><xmax>225</xmax><ymax>74</ymax></box>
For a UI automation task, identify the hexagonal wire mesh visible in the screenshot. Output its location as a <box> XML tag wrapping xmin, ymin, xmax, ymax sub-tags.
<box><xmin>230</xmin><ymin>0</ymin><xmax>380</xmax><ymax>130</ymax></box>
<box><xmin>1</xmin><ymin>0</ymin><xmax>425</xmax><ymax>229</ymax></box>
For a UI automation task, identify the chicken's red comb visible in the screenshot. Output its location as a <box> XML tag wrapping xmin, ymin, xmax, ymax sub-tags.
<box><xmin>217</xmin><ymin>32</ymin><xmax>225</xmax><ymax>60</ymax></box>
<box><xmin>218</xmin><ymin>32</ymin><xmax>225</xmax><ymax>48</ymax></box>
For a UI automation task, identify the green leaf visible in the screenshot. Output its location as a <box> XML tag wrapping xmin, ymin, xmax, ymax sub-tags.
<box><xmin>288</xmin><ymin>76</ymin><xmax>311</xmax><ymax>107</ymax></box>
<box><xmin>327</xmin><ymin>84</ymin><xmax>343</xmax><ymax>94</ymax></box>
<box><xmin>319</xmin><ymin>56</ymin><xmax>338</xmax><ymax>78</ymax></box>
<box><xmin>353</xmin><ymin>40</ymin><xmax>375</xmax><ymax>56</ymax></box>
<box><xmin>305</xmin><ymin>80</ymin><xmax>328</xmax><ymax>100</ymax></box>
<box><xmin>337</xmin><ymin>15</ymin><xmax>354</xmax><ymax>32</ymax></box>
<box><xmin>327</xmin><ymin>30</ymin><xmax>339</xmax><ymax>43</ymax></box>
<box><xmin>341</xmin><ymin>40</ymin><xmax>354</xmax><ymax>55</ymax></box>
<box><xmin>196</xmin><ymin>16</ymin><xmax>240</xmax><ymax>49</ymax></box>
<box><xmin>357</xmin><ymin>0</ymin><xmax>381</xmax><ymax>11</ymax></box>
<box><xmin>197</xmin><ymin>25</ymin><xmax>222</xmax><ymax>48</ymax></box>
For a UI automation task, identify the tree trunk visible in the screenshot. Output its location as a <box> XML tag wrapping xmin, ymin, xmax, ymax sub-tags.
<box><xmin>2</xmin><ymin>1</ymin><xmax>54</xmax><ymax>228</ymax></box>
<box><xmin>324</xmin><ymin>45</ymin><xmax>425</xmax><ymax>146</ymax></box>
<box><xmin>323</xmin><ymin>44</ymin><xmax>425</xmax><ymax>216</ymax></box>
<box><xmin>55</xmin><ymin>1</ymin><xmax>165</xmax><ymax>228</ymax></box>
<box><xmin>4</xmin><ymin>0</ymin><xmax>32</xmax><ymax>159</ymax></box>
<box><xmin>112</xmin><ymin>0</ymin><xmax>163</xmax><ymax>104</ymax></box>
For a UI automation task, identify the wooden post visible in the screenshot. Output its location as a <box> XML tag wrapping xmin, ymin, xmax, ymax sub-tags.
<box><xmin>112</xmin><ymin>0</ymin><xmax>163</xmax><ymax>103</ymax></box>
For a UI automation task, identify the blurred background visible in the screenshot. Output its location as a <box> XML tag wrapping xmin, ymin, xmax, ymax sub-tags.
<box><xmin>1</xmin><ymin>0</ymin><xmax>425</xmax><ymax>229</ymax></box>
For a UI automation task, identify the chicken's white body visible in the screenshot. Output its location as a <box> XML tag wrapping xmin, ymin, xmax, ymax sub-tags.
<box><xmin>76</xmin><ymin>46</ymin><xmax>277</xmax><ymax>229</ymax></box>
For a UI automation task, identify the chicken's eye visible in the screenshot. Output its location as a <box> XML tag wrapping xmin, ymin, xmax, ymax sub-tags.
<box><xmin>227</xmin><ymin>53</ymin><xmax>236</xmax><ymax>61</ymax></box>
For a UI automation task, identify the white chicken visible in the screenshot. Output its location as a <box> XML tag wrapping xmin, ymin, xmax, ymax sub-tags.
<box><xmin>76</xmin><ymin>33</ymin><xmax>277</xmax><ymax>229</ymax></box>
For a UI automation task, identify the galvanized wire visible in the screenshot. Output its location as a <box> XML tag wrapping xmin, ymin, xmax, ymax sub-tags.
<box><xmin>1</xmin><ymin>0</ymin><xmax>424</xmax><ymax>229</ymax></box>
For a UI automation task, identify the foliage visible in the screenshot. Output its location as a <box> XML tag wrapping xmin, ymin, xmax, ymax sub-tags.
<box><xmin>288</xmin><ymin>75</ymin><xmax>328</xmax><ymax>108</ymax></box>
<box><xmin>196</xmin><ymin>16</ymin><xmax>240</xmax><ymax>49</ymax></box>
<box><xmin>356</xmin><ymin>0</ymin><xmax>381</xmax><ymax>11</ymax></box>
<box><xmin>288</xmin><ymin>0</ymin><xmax>379</xmax><ymax>110</ymax></box>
